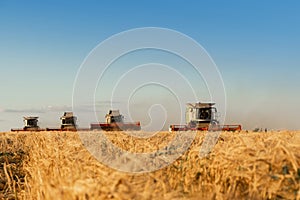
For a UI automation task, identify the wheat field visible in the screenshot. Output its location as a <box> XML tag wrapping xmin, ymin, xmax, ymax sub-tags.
<box><xmin>0</xmin><ymin>130</ymin><xmax>300</xmax><ymax>200</ymax></box>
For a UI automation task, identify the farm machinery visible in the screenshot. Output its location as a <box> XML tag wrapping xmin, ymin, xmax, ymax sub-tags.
<box><xmin>11</xmin><ymin>116</ymin><xmax>41</xmax><ymax>131</ymax></box>
<box><xmin>10</xmin><ymin>104</ymin><xmax>240</xmax><ymax>132</ymax></box>
<box><xmin>90</xmin><ymin>110</ymin><xmax>141</xmax><ymax>131</ymax></box>
<box><xmin>11</xmin><ymin>112</ymin><xmax>78</xmax><ymax>132</ymax></box>
<box><xmin>169</xmin><ymin>102</ymin><xmax>241</xmax><ymax>132</ymax></box>
<box><xmin>46</xmin><ymin>112</ymin><xmax>77</xmax><ymax>131</ymax></box>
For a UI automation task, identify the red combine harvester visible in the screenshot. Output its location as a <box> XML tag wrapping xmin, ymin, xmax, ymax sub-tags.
<box><xmin>169</xmin><ymin>102</ymin><xmax>241</xmax><ymax>132</ymax></box>
<box><xmin>90</xmin><ymin>110</ymin><xmax>141</xmax><ymax>131</ymax></box>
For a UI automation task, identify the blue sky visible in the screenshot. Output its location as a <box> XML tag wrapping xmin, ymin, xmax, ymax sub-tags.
<box><xmin>0</xmin><ymin>0</ymin><xmax>299</xmax><ymax>131</ymax></box>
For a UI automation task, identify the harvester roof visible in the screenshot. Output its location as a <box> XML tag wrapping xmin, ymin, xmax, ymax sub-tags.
<box><xmin>186</xmin><ymin>102</ymin><xmax>215</xmax><ymax>108</ymax></box>
<box><xmin>60</xmin><ymin>112</ymin><xmax>76</xmax><ymax>119</ymax></box>
<box><xmin>23</xmin><ymin>116</ymin><xmax>39</xmax><ymax>120</ymax></box>
<box><xmin>108</xmin><ymin>110</ymin><xmax>121</xmax><ymax>116</ymax></box>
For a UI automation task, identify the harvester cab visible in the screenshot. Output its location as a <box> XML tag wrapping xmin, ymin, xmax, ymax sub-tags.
<box><xmin>23</xmin><ymin>116</ymin><xmax>40</xmax><ymax>131</ymax></box>
<box><xmin>60</xmin><ymin>112</ymin><xmax>77</xmax><ymax>130</ymax></box>
<box><xmin>186</xmin><ymin>102</ymin><xmax>219</xmax><ymax>129</ymax></box>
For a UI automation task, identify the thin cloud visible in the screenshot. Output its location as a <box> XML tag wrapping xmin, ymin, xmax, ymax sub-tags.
<box><xmin>3</xmin><ymin>105</ymin><xmax>73</xmax><ymax>114</ymax></box>
<box><xmin>45</xmin><ymin>105</ymin><xmax>72</xmax><ymax>112</ymax></box>
<box><xmin>72</xmin><ymin>101</ymin><xmax>123</xmax><ymax>112</ymax></box>
<box><xmin>4</xmin><ymin>108</ymin><xmax>46</xmax><ymax>113</ymax></box>
<box><xmin>95</xmin><ymin>101</ymin><xmax>122</xmax><ymax>106</ymax></box>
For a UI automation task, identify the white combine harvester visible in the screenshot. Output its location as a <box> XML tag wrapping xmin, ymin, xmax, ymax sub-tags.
<box><xmin>169</xmin><ymin>102</ymin><xmax>241</xmax><ymax>131</ymax></box>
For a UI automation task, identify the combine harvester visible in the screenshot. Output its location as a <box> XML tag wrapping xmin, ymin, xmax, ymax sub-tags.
<box><xmin>46</xmin><ymin>112</ymin><xmax>77</xmax><ymax>131</ymax></box>
<box><xmin>90</xmin><ymin>110</ymin><xmax>141</xmax><ymax>131</ymax></box>
<box><xmin>11</xmin><ymin>116</ymin><xmax>41</xmax><ymax>132</ymax></box>
<box><xmin>169</xmin><ymin>102</ymin><xmax>241</xmax><ymax>132</ymax></box>
<box><xmin>11</xmin><ymin>112</ymin><xmax>78</xmax><ymax>132</ymax></box>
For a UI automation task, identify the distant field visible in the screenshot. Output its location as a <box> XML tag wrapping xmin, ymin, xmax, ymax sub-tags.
<box><xmin>1</xmin><ymin>131</ymin><xmax>299</xmax><ymax>199</ymax></box>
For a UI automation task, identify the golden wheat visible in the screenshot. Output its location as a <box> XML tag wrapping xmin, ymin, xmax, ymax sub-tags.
<box><xmin>1</xmin><ymin>131</ymin><xmax>300</xmax><ymax>199</ymax></box>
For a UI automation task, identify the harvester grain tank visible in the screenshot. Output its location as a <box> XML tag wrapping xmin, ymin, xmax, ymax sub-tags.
<box><xmin>90</xmin><ymin>110</ymin><xmax>141</xmax><ymax>131</ymax></box>
<box><xmin>169</xmin><ymin>102</ymin><xmax>241</xmax><ymax>131</ymax></box>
